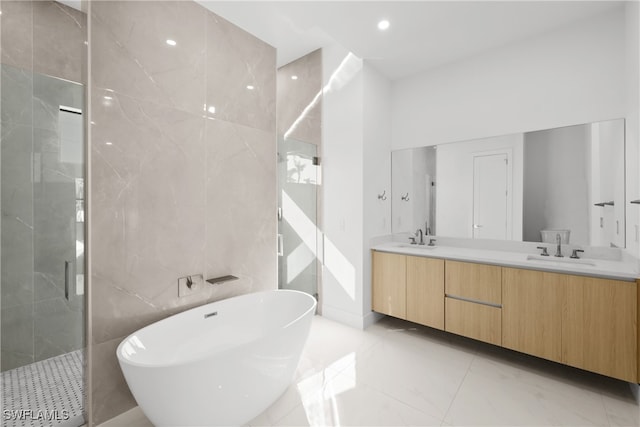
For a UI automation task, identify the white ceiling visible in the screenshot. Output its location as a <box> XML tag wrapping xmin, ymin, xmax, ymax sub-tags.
<box><xmin>198</xmin><ymin>0</ymin><xmax>624</xmax><ymax>80</ymax></box>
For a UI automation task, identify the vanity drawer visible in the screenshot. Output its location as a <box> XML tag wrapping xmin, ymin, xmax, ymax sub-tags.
<box><xmin>445</xmin><ymin>260</ymin><xmax>501</xmax><ymax>305</ymax></box>
<box><xmin>445</xmin><ymin>297</ymin><xmax>502</xmax><ymax>346</ymax></box>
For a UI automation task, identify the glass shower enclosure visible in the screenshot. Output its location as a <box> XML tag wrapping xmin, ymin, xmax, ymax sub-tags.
<box><xmin>1</xmin><ymin>1</ymin><xmax>86</xmax><ymax>426</ymax></box>
<box><xmin>277</xmin><ymin>138</ymin><xmax>319</xmax><ymax>300</ymax></box>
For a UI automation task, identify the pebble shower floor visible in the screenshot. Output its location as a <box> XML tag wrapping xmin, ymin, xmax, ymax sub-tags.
<box><xmin>1</xmin><ymin>350</ymin><xmax>84</xmax><ymax>427</ymax></box>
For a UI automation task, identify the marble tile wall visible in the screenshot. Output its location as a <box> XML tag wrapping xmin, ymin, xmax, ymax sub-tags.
<box><xmin>0</xmin><ymin>1</ymin><xmax>87</xmax><ymax>371</ymax></box>
<box><xmin>1</xmin><ymin>1</ymin><xmax>86</xmax><ymax>84</ymax></box>
<box><xmin>89</xmin><ymin>1</ymin><xmax>276</xmax><ymax>424</ymax></box>
<box><xmin>277</xmin><ymin>49</ymin><xmax>322</xmax><ymax>147</ymax></box>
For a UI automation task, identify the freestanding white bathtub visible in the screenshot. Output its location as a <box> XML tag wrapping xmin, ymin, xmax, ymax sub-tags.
<box><xmin>116</xmin><ymin>289</ymin><xmax>317</xmax><ymax>426</ymax></box>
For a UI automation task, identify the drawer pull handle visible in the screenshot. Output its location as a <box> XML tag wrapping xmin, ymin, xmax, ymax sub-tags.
<box><xmin>445</xmin><ymin>294</ymin><xmax>502</xmax><ymax>309</ymax></box>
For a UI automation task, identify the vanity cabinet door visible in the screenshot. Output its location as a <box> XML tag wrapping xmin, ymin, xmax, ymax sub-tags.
<box><xmin>372</xmin><ymin>251</ymin><xmax>406</xmax><ymax>319</ymax></box>
<box><xmin>562</xmin><ymin>276</ymin><xmax>637</xmax><ymax>383</ymax></box>
<box><xmin>445</xmin><ymin>298</ymin><xmax>502</xmax><ymax>345</ymax></box>
<box><xmin>406</xmin><ymin>256</ymin><xmax>444</xmax><ymax>330</ymax></box>
<box><xmin>502</xmin><ymin>268</ymin><xmax>563</xmax><ymax>363</ymax></box>
<box><xmin>445</xmin><ymin>260</ymin><xmax>501</xmax><ymax>305</ymax></box>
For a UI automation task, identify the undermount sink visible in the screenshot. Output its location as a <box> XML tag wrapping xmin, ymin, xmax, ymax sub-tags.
<box><xmin>398</xmin><ymin>244</ymin><xmax>437</xmax><ymax>250</ymax></box>
<box><xmin>526</xmin><ymin>254</ymin><xmax>595</xmax><ymax>267</ymax></box>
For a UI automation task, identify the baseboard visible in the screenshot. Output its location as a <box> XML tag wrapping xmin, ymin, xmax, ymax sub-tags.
<box><xmin>321</xmin><ymin>305</ymin><xmax>366</xmax><ymax>329</ymax></box>
<box><xmin>363</xmin><ymin>310</ymin><xmax>384</xmax><ymax>328</ymax></box>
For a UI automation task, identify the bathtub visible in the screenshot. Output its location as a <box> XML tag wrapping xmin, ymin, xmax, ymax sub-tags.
<box><xmin>116</xmin><ymin>289</ymin><xmax>317</xmax><ymax>426</ymax></box>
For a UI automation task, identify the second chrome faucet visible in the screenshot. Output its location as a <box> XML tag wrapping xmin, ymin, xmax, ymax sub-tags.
<box><xmin>555</xmin><ymin>233</ymin><xmax>563</xmax><ymax>257</ymax></box>
<box><xmin>409</xmin><ymin>228</ymin><xmax>425</xmax><ymax>245</ymax></box>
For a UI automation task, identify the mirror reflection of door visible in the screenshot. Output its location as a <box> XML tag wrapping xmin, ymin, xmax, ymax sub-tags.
<box><xmin>472</xmin><ymin>152</ymin><xmax>511</xmax><ymax>239</ymax></box>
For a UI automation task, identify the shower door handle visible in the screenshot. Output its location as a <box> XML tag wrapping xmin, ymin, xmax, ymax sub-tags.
<box><xmin>64</xmin><ymin>261</ymin><xmax>72</xmax><ymax>300</ymax></box>
<box><xmin>277</xmin><ymin>234</ymin><xmax>284</xmax><ymax>256</ymax></box>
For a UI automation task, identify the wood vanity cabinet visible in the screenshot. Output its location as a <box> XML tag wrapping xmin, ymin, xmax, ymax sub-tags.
<box><xmin>406</xmin><ymin>256</ymin><xmax>445</xmax><ymax>329</ymax></box>
<box><xmin>502</xmin><ymin>268</ymin><xmax>563</xmax><ymax>363</ymax></box>
<box><xmin>562</xmin><ymin>276</ymin><xmax>637</xmax><ymax>383</ymax></box>
<box><xmin>372</xmin><ymin>251</ymin><xmax>406</xmax><ymax>318</ymax></box>
<box><xmin>444</xmin><ymin>260</ymin><xmax>502</xmax><ymax>346</ymax></box>
<box><xmin>502</xmin><ymin>268</ymin><xmax>637</xmax><ymax>382</ymax></box>
<box><xmin>372</xmin><ymin>251</ymin><xmax>445</xmax><ymax>329</ymax></box>
<box><xmin>372</xmin><ymin>251</ymin><xmax>639</xmax><ymax>383</ymax></box>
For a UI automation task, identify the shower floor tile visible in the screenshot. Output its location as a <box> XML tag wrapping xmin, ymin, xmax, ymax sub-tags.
<box><xmin>1</xmin><ymin>350</ymin><xmax>85</xmax><ymax>427</ymax></box>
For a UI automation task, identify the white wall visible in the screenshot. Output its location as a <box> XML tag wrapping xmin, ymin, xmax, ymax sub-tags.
<box><xmin>391</xmin><ymin>147</ymin><xmax>436</xmax><ymax>235</ymax></box>
<box><xmin>391</xmin><ymin>149</ymin><xmax>413</xmax><ymax>233</ymax></box>
<box><xmin>363</xmin><ymin>63</ymin><xmax>392</xmax><ymax>321</ymax></box>
<box><xmin>436</xmin><ymin>134</ymin><xmax>523</xmax><ymax>240</ymax></box>
<box><xmin>390</xmin><ymin>4</ymin><xmax>640</xmax><ymax>256</ymax></box>
<box><xmin>392</xmin><ymin>6</ymin><xmax>626</xmax><ymax>150</ymax></box>
<box><xmin>320</xmin><ymin>3</ymin><xmax>639</xmax><ymax>329</ymax></box>
<box><xmin>321</xmin><ymin>44</ymin><xmax>365</xmax><ymax>327</ymax></box>
<box><xmin>625</xmin><ymin>1</ymin><xmax>640</xmax><ymax>258</ymax></box>
<box><xmin>321</xmin><ymin>44</ymin><xmax>392</xmax><ymax>329</ymax></box>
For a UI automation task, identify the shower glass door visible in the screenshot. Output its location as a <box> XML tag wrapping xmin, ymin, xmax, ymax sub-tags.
<box><xmin>1</xmin><ymin>1</ymin><xmax>86</xmax><ymax>425</ymax></box>
<box><xmin>1</xmin><ymin>64</ymin><xmax>86</xmax><ymax>427</ymax></box>
<box><xmin>277</xmin><ymin>138</ymin><xmax>319</xmax><ymax>300</ymax></box>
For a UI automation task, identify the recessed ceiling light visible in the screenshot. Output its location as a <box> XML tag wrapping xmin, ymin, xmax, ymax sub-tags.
<box><xmin>103</xmin><ymin>96</ymin><xmax>113</xmax><ymax>100</ymax></box>
<box><xmin>208</xmin><ymin>106</ymin><xmax>216</xmax><ymax>114</ymax></box>
<box><xmin>291</xmin><ymin>75</ymin><xmax>298</xmax><ymax>80</ymax></box>
<box><xmin>246</xmin><ymin>85</ymin><xmax>255</xmax><ymax>90</ymax></box>
<box><xmin>166</xmin><ymin>39</ymin><xmax>177</xmax><ymax>46</ymax></box>
<box><xmin>377</xmin><ymin>20</ymin><xmax>390</xmax><ymax>31</ymax></box>
<box><xmin>105</xmin><ymin>141</ymin><xmax>113</xmax><ymax>146</ymax></box>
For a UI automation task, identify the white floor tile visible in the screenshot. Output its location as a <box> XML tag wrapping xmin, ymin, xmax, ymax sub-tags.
<box><xmin>295</xmin><ymin>315</ymin><xmax>379</xmax><ymax>382</ymax></box>
<box><xmin>344</xmin><ymin>322</ymin><xmax>475</xmax><ymax>421</ymax></box>
<box><xmin>444</xmin><ymin>354</ymin><xmax>610</xmax><ymax>426</ymax></box>
<box><xmin>274</xmin><ymin>371</ymin><xmax>442</xmax><ymax>426</ymax></box>
<box><xmin>98</xmin><ymin>315</ymin><xmax>639</xmax><ymax>427</ymax></box>
<box><xmin>601</xmin><ymin>382</ymin><xmax>640</xmax><ymax>427</ymax></box>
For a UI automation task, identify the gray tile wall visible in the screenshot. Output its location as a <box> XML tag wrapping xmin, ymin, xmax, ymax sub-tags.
<box><xmin>277</xmin><ymin>49</ymin><xmax>322</xmax><ymax>147</ymax></box>
<box><xmin>89</xmin><ymin>1</ymin><xmax>276</xmax><ymax>423</ymax></box>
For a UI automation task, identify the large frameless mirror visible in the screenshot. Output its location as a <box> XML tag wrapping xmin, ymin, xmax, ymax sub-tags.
<box><xmin>392</xmin><ymin>119</ymin><xmax>625</xmax><ymax>248</ymax></box>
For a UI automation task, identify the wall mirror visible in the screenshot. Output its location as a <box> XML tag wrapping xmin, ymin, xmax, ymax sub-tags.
<box><xmin>391</xmin><ymin>119</ymin><xmax>626</xmax><ymax>248</ymax></box>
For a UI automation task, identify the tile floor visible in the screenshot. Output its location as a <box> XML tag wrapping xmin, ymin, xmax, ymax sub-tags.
<box><xmin>100</xmin><ymin>315</ymin><xmax>639</xmax><ymax>427</ymax></box>
<box><xmin>1</xmin><ymin>350</ymin><xmax>85</xmax><ymax>427</ymax></box>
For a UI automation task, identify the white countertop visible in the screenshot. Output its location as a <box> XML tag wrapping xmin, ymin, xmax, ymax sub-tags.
<box><xmin>372</xmin><ymin>241</ymin><xmax>639</xmax><ymax>282</ymax></box>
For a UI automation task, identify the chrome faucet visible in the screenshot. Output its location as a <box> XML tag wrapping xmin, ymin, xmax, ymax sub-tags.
<box><xmin>416</xmin><ymin>228</ymin><xmax>425</xmax><ymax>245</ymax></box>
<box><xmin>554</xmin><ymin>233</ymin><xmax>563</xmax><ymax>257</ymax></box>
